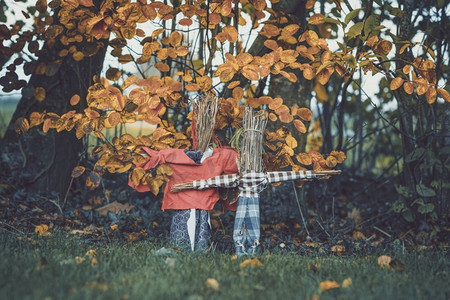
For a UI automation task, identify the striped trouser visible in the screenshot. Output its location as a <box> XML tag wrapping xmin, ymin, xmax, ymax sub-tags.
<box><xmin>233</xmin><ymin>196</ymin><xmax>260</xmax><ymax>256</ymax></box>
<box><xmin>170</xmin><ymin>209</ymin><xmax>211</xmax><ymax>251</ymax></box>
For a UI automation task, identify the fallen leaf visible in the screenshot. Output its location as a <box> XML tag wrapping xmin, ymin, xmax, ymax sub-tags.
<box><xmin>75</xmin><ymin>256</ymin><xmax>86</xmax><ymax>264</ymax></box>
<box><xmin>377</xmin><ymin>255</ymin><xmax>392</xmax><ymax>268</ymax></box>
<box><xmin>86</xmin><ymin>249</ymin><xmax>97</xmax><ymax>257</ymax></box>
<box><xmin>165</xmin><ymin>257</ymin><xmax>176</xmax><ymax>267</ymax></box>
<box><xmin>319</xmin><ymin>280</ymin><xmax>340</xmax><ymax>291</ymax></box>
<box><xmin>205</xmin><ymin>278</ymin><xmax>219</xmax><ymax>291</ymax></box>
<box><xmin>342</xmin><ymin>277</ymin><xmax>352</xmax><ymax>288</ymax></box>
<box><xmin>352</xmin><ymin>231</ymin><xmax>366</xmax><ymax>240</ymax></box>
<box><xmin>331</xmin><ymin>245</ymin><xmax>345</xmax><ymax>253</ymax></box>
<box><xmin>95</xmin><ymin>201</ymin><xmax>134</xmax><ymax>216</ymax></box>
<box><xmin>231</xmin><ymin>254</ymin><xmax>238</xmax><ymax>260</ymax></box>
<box><xmin>90</xmin><ymin>256</ymin><xmax>98</xmax><ymax>267</ymax></box>
<box><xmin>35</xmin><ymin>224</ymin><xmax>51</xmax><ymax>236</ymax></box>
<box><xmin>240</xmin><ymin>258</ymin><xmax>263</xmax><ymax>267</ymax></box>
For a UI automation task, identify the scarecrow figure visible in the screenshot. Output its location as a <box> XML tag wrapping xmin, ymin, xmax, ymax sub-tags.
<box><xmin>172</xmin><ymin>107</ymin><xmax>340</xmax><ymax>256</ymax></box>
<box><xmin>129</xmin><ymin>95</ymin><xmax>238</xmax><ymax>251</ymax></box>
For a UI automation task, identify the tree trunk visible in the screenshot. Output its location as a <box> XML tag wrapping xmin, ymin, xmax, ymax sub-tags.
<box><xmin>393</xmin><ymin>0</ymin><xmax>418</xmax><ymax>190</ymax></box>
<box><xmin>0</xmin><ymin>40</ymin><xmax>107</xmax><ymax>197</ymax></box>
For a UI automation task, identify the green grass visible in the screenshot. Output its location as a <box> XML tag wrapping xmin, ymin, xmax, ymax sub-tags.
<box><xmin>0</xmin><ymin>230</ymin><xmax>448</xmax><ymax>300</ymax></box>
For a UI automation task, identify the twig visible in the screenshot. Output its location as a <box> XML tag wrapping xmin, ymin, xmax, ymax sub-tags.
<box><xmin>62</xmin><ymin>176</ymin><xmax>74</xmax><ymax>209</ymax></box>
<box><xmin>332</xmin><ymin>196</ymin><xmax>335</xmax><ymax>237</ymax></box>
<box><xmin>316</xmin><ymin>219</ymin><xmax>331</xmax><ymax>238</ymax></box>
<box><xmin>193</xmin><ymin>94</ymin><xmax>220</xmax><ymax>152</ymax></box>
<box><xmin>18</xmin><ymin>137</ymin><xmax>27</xmax><ymax>168</ymax></box>
<box><xmin>0</xmin><ymin>221</ymin><xmax>25</xmax><ymax>235</ymax></box>
<box><xmin>292</xmin><ymin>182</ymin><xmax>310</xmax><ymax>237</ymax></box>
<box><xmin>373</xmin><ymin>226</ymin><xmax>392</xmax><ymax>238</ymax></box>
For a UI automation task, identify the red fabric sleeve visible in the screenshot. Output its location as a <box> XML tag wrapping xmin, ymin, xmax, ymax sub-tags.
<box><xmin>221</xmin><ymin>148</ymin><xmax>239</xmax><ymax>174</ymax></box>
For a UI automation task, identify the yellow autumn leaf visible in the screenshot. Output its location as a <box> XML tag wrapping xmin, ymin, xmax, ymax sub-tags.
<box><xmin>330</xmin><ymin>244</ymin><xmax>345</xmax><ymax>253</ymax></box>
<box><xmin>155</xmin><ymin>62</ymin><xmax>170</xmax><ymax>72</ymax></box>
<box><xmin>179</xmin><ymin>18</ymin><xmax>193</xmax><ymax>26</ymax></box>
<box><xmin>86</xmin><ymin>249</ymin><xmax>97</xmax><ymax>257</ymax></box>
<box><xmin>437</xmin><ymin>88</ymin><xmax>450</xmax><ymax>102</ymax></box>
<box><xmin>297</xmin><ymin>107</ymin><xmax>313</xmax><ymax>121</ymax></box>
<box><xmin>70</xmin><ymin>94</ymin><xmax>80</xmax><ymax>106</ymax></box>
<box><xmin>326</xmin><ymin>156</ymin><xmax>338</xmax><ymax>168</ymax></box>
<box><xmin>227</xmin><ymin>80</ymin><xmax>240</xmax><ymax>89</ymax></box>
<box><xmin>342</xmin><ymin>278</ymin><xmax>352</xmax><ymax>288</ymax></box>
<box><xmin>309</xmin><ymin>13</ymin><xmax>325</xmax><ymax>25</ymax></box>
<box><xmin>390</xmin><ymin>77</ymin><xmax>404</xmax><ymax>90</ymax></box>
<box><xmin>35</xmin><ymin>224</ymin><xmax>51</xmax><ymax>236</ymax></box>
<box><xmin>262</xmin><ymin>24</ymin><xmax>280</xmax><ymax>37</ymax></box>
<box><xmin>426</xmin><ymin>88</ymin><xmax>437</xmax><ymax>104</ymax></box>
<box><xmin>403</xmin><ymin>64</ymin><xmax>411</xmax><ymax>74</ymax></box>
<box><xmin>34</xmin><ymin>87</ymin><xmax>46</xmax><ymax>101</ymax></box>
<box><xmin>240</xmin><ymin>258</ymin><xmax>263</xmax><ymax>267</ymax></box>
<box><xmin>14</xmin><ymin>117</ymin><xmax>29</xmax><ymax>134</ymax></box>
<box><xmin>303</xmin><ymin>65</ymin><xmax>315</xmax><ymax>80</ymax></box>
<box><xmin>241</xmin><ymin>64</ymin><xmax>259</xmax><ymax>81</ymax></box>
<box><xmin>169</xmin><ymin>31</ymin><xmax>182</xmax><ymax>47</ymax></box>
<box><xmin>157</xmin><ymin>164</ymin><xmax>173</xmax><ymax>176</ymax></box>
<box><xmin>232</xmin><ymin>86</ymin><xmax>244</xmax><ymax>100</ymax></box>
<box><xmin>319</xmin><ymin>280</ymin><xmax>340</xmax><ymax>291</ymax></box>
<box><xmin>90</xmin><ymin>256</ymin><xmax>98</xmax><ymax>267</ymax></box>
<box><xmin>403</xmin><ymin>81</ymin><xmax>414</xmax><ymax>94</ymax></box>
<box><xmin>294</xmin><ymin>119</ymin><xmax>307</xmax><ymax>133</ymax></box>
<box><xmin>205</xmin><ymin>278</ymin><xmax>219</xmax><ymax>291</ymax></box>
<box><xmin>71</xmin><ymin>166</ymin><xmax>86</xmax><ymax>178</ymax></box>
<box><xmin>286</xmin><ymin>134</ymin><xmax>297</xmax><ymax>149</ymax></box>
<box><xmin>223</xmin><ymin>25</ymin><xmax>238</xmax><ymax>43</ymax></box>
<box><xmin>281</xmin><ymin>24</ymin><xmax>300</xmax><ymax>36</ymax></box>
<box><xmin>374</xmin><ymin>40</ymin><xmax>392</xmax><ymax>55</ymax></box>
<box><xmin>329</xmin><ymin>150</ymin><xmax>346</xmax><ymax>163</ymax></box>
<box><xmin>110</xmin><ymin>224</ymin><xmax>118</xmax><ymax>230</ymax></box>
<box><xmin>296</xmin><ymin>152</ymin><xmax>312</xmax><ymax>165</ymax></box>
<box><xmin>377</xmin><ymin>255</ymin><xmax>392</xmax><ymax>268</ymax></box>
<box><xmin>75</xmin><ymin>256</ymin><xmax>86</xmax><ymax>264</ymax></box>
<box><xmin>305</xmin><ymin>0</ymin><xmax>316</xmax><ymax>10</ymax></box>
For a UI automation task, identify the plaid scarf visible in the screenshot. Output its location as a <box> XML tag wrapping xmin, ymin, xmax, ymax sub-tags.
<box><xmin>191</xmin><ymin>170</ymin><xmax>320</xmax><ymax>197</ymax></box>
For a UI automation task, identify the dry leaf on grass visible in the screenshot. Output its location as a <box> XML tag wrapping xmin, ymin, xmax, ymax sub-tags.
<box><xmin>35</xmin><ymin>224</ymin><xmax>51</xmax><ymax>236</ymax></box>
<box><xmin>377</xmin><ymin>255</ymin><xmax>392</xmax><ymax>268</ymax></box>
<box><xmin>319</xmin><ymin>280</ymin><xmax>340</xmax><ymax>291</ymax></box>
<box><xmin>342</xmin><ymin>277</ymin><xmax>352</xmax><ymax>288</ymax></box>
<box><xmin>378</xmin><ymin>255</ymin><xmax>406</xmax><ymax>271</ymax></box>
<box><xmin>205</xmin><ymin>278</ymin><xmax>219</xmax><ymax>291</ymax></box>
<box><xmin>240</xmin><ymin>258</ymin><xmax>263</xmax><ymax>267</ymax></box>
<box><xmin>75</xmin><ymin>256</ymin><xmax>86</xmax><ymax>264</ymax></box>
<box><xmin>95</xmin><ymin>201</ymin><xmax>134</xmax><ymax>216</ymax></box>
<box><xmin>331</xmin><ymin>245</ymin><xmax>345</xmax><ymax>253</ymax></box>
<box><xmin>90</xmin><ymin>256</ymin><xmax>98</xmax><ymax>267</ymax></box>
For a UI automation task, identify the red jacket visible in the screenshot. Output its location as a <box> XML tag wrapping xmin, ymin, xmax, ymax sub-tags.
<box><xmin>129</xmin><ymin>147</ymin><xmax>238</xmax><ymax>211</ymax></box>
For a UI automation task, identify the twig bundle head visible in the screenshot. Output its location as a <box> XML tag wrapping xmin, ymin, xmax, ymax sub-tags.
<box><xmin>192</xmin><ymin>94</ymin><xmax>220</xmax><ymax>153</ymax></box>
<box><xmin>240</xmin><ymin>107</ymin><xmax>268</xmax><ymax>173</ymax></box>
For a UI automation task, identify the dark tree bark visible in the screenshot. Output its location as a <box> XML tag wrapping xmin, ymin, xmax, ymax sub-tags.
<box><xmin>0</xmin><ymin>40</ymin><xmax>107</xmax><ymax>196</ymax></box>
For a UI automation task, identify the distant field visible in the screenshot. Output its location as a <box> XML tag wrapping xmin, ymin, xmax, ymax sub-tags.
<box><xmin>0</xmin><ymin>97</ymin><xmax>19</xmax><ymax>136</ymax></box>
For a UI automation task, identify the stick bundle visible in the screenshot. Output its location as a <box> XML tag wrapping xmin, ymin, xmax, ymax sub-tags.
<box><xmin>240</xmin><ymin>107</ymin><xmax>268</xmax><ymax>173</ymax></box>
<box><xmin>193</xmin><ymin>94</ymin><xmax>220</xmax><ymax>153</ymax></box>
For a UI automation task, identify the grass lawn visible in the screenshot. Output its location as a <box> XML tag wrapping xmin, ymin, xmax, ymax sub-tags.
<box><xmin>0</xmin><ymin>230</ymin><xmax>448</xmax><ymax>300</ymax></box>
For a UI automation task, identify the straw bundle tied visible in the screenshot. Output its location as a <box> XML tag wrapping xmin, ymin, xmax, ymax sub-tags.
<box><xmin>193</xmin><ymin>94</ymin><xmax>220</xmax><ymax>153</ymax></box>
<box><xmin>240</xmin><ymin>107</ymin><xmax>268</xmax><ymax>173</ymax></box>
